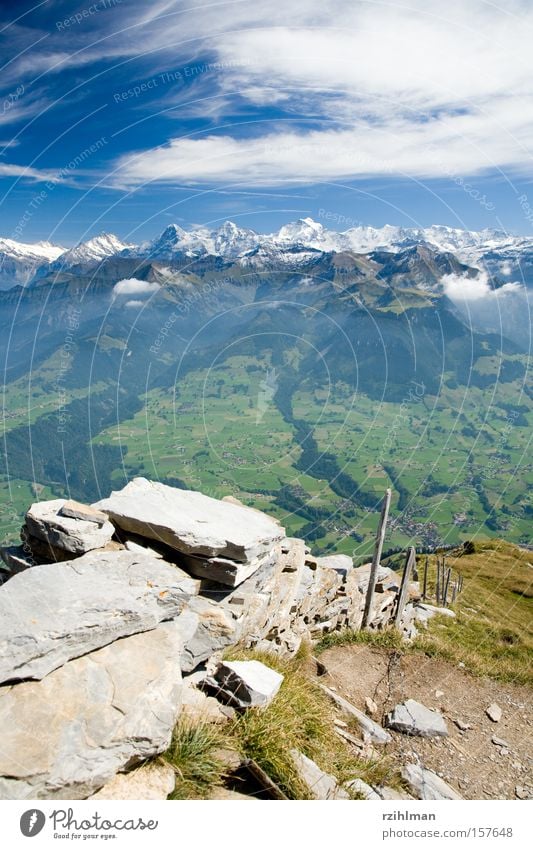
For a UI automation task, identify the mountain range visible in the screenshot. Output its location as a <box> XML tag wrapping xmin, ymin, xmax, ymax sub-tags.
<box><xmin>2</xmin><ymin>218</ymin><xmax>533</xmax><ymax>289</ymax></box>
<box><xmin>0</xmin><ymin>216</ymin><xmax>529</xmax><ymax>555</ymax></box>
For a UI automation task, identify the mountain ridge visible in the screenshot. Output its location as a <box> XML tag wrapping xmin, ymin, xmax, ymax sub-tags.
<box><xmin>2</xmin><ymin>218</ymin><xmax>533</xmax><ymax>289</ymax></box>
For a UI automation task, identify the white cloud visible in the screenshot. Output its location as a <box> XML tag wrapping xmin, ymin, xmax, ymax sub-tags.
<box><xmin>0</xmin><ymin>162</ymin><xmax>60</xmax><ymax>182</ymax></box>
<box><xmin>107</xmin><ymin>0</ymin><xmax>533</xmax><ymax>186</ymax></box>
<box><xmin>112</xmin><ymin>278</ymin><xmax>160</xmax><ymax>297</ymax></box>
<box><xmin>124</xmin><ymin>299</ymin><xmax>145</xmax><ymax>308</ymax></box>
<box><xmin>442</xmin><ymin>271</ymin><xmax>524</xmax><ymax>301</ymax></box>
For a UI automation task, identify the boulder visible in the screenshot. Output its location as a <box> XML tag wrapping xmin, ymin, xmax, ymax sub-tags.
<box><xmin>89</xmin><ymin>763</ymin><xmax>175</xmax><ymax>800</ymax></box>
<box><xmin>290</xmin><ymin>750</ymin><xmax>349</xmax><ymax>800</ymax></box>
<box><xmin>176</xmin><ymin>597</ymin><xmax>240</xmax><ymax>673</ymax></box>
<box><xmin>25</xmin><ymin>499</ymin><xmax>115</xmax><ymax>554</ymax></box>
<box><xmin>210</xmin><ymin>660</ymin><xmax>283</xmax><ymax>708</ymax></box>
<box><xmin>0</xmin><ymin>550</ymin><xmax>194</xmax><ymax>683</ymax></box>
<box><xmin>486</xmin><ymin>703</ymin><xmax>502</xmax><ymax>722</ymax></box>
<box><xmin>0</xmin><ymin>620</ymin><xmax>183</xmax><ymax>800</ymax></box>
<box><xmin>319</xmin><ymin>685</ymin><xmax>392</xmax><ymax>744</ymax></box>
<box><xmin>94</xmin><ymin>478</ymin><xmax>284</xmax><ymax>574</ymax></box>
<box><xmin>401</xmin><ymin>764</ymin><xmax>463</xmax><ymax>800</ymax></box>
<box><xmin>385</xmin><ymin>699</ymin><xmax>448</xmax><ymax>738</ymax></box>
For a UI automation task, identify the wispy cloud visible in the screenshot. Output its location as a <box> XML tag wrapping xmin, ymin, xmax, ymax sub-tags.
<box><xmin>2</xmin><ymin>0</ymin><xmax>533</xmax><ymax>187</ymax></box>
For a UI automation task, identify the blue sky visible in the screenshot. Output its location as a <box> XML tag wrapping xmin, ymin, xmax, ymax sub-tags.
<box><xmin>0</xmin><ymin>0</ymin><xmax>532</xmax><ymax>246</ymax></box>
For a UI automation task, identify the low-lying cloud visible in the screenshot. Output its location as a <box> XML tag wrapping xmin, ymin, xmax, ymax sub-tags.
<box><xmin>442</xmin><ymin>271</ymin><xmax>524</xmax><ymax>302</ymax></box>
<box><xmin>112</xmin><ymin>278</ymin><xmax>160</xmax><ymax>297</ymax></box>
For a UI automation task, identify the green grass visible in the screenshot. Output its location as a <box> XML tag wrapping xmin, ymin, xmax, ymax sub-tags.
<box><xmin>413</xmin><ymin>540</ymin><xmax>533</xmax><ymax>685</ymax></box>
<box><xmin>319</xmin><ymin>540</ymin><xmax>533</xmax><ymax>686</ymax></box>
<box><xmin>162</xmin><ymin>720</ymin><xmax>232</xmax><ymax>799</ymax></box>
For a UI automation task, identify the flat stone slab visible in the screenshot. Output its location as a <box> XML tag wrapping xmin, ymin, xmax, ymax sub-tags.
<box><xmin>290</xmin><ymin>750</ymin><xmax>349</xmax><ymax>799</ymax></box>
<box><xmin>25</xmin><ymin>499</ymin><xmax>115</xmax><ymax>554</ymax></box>
<box><xmin>385</xmin><ymin>699</ymin><xmax>448</xmax><ymax>738</ymax></box>
<box><xmin>0</xmin><ymin>549</ymin><xmax>195</xmax><ymax>683</ymax></box>
<box><xmin>180</xmin><ymin>547</ymin><xmax>277</xmax><ymax>588</ymax></box>
<box><xmin>319</xmin><ymin>685</ymin><xmax>392</xmax><ymax>744</ymax></box>
<box><xmin>210</xmin><ymin>660</ymin><xmax>284</xmax><ymax>708</ymax></box>
<box><xmin>95</xmin><ymin>478</ymin><xmax>284</xmax><ymax>568</ymax></box>
<box><xmin>0</xmin><ymin>620</ymin><xmax>183</xmax><ymax>800</ymax></box>
<box><xmin>402</xmin><ymin>764</ymin><xmax>463</xmax><ymax>800</ymax></box>
<box><xmin>59</xmin><ymin>500</ymin><xmax>108</xmax><ymax>526</ymax></box>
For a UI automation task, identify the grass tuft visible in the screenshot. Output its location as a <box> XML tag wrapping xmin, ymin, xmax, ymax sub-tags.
<box><xmin>162</xmin><ymin>719</ymin><xmax>232</xmax><ymax>799</ymax></box>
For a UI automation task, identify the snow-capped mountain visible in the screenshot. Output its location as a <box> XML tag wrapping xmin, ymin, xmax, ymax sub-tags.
<box><xmin>56</xmin><ymin>233</ymin><xmax>133</xmax><ymax>268</ymax></box>
<box><xmin>3</xmin><ymin>218</ymin><xmax>533</xmax><ymax>289</ymax></box>
<box><xmin>0</xmin><ymin>237</ymin><xmax>65</xmax><ymax>289</ymax></box>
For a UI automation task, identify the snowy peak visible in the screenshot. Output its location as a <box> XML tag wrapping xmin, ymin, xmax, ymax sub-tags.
<box><xmin>0</xmin><ymin>237</ymin><xmax>66</xmax><ymax>290</ymax></box>
<box><xmin>58</xmin><ymin>233</ymin><xmax>133</xmax><ymax>266</ymax></box>
<box><xmin>0</xmin><ymin>237</ymin><xmax>65</xmax><ymax>262</ymax></box>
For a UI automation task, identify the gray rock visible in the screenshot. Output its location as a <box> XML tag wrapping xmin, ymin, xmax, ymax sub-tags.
<box><xmin>0</xmin><ymin>620</ymin><xmax>183</xmax><ymax>799</ymax></box>
<box><xmin>0</xmin><ymin>550</ymin><xmax>194</xmax><ymax>683</ymax></box>
<box><xmin>347</xmin><ymin>778</ymin><xmax>381</xmax><ymax>799</ymax></box>
<box><xmin>59</xmin><ymin>500</ymin><xmax>108</xmax><ymax>526</ymax></box>
<box><xmin>314</xmin><ymin>554</ymin><xmax>353</xmax><ymax>578</ymax></box>
<box><xmin>95</xmin><ymin>478</ymin><xmax>284</xmax><ymax>571</ymax></box>
<box><xmin>210</xmin><ymin>660</ymin><xmax>283</xmax><ymax>708</ymax></box>
<box><xmin>0</xmin><ymin>545</ymin><xmax>34</xmax><ymax>575</ymax></box>
<box><xmin>176</xmin><ymin>597</ymin><xmax>240</xmax><ymax>673</ymax></box>
<box><xmin>385</xmin><ymin>699</ymin><xmax>448</xmax><ymax>738</ymax></box>
<box><xmin>375</xmin><ymin>786</ymin><xmax>414</xmax><ymax>800</ymax></box>
<box><xmin>280</xmin><ymin>538</ymin><xmax>306</xmax><ymax>572</ymax></box>
<box><xmin>290</xmin><ymin>750</ymin><xmax>349</xmax><ymax>799</ymax></box>
<box><xmin>492</xmin><ymin>735</ymin><xmax>511</xmax><ymax>748</ymax></box>
<box><xmin>89</xmin><ymin>763</ymin><xmax>175</xmax><ymax>800</ymax></box>
<box><xmin>25</xmin><ymin>499</ymin><xmax>115</xmax><ymax>554</ymax></box>
<box><xmin>486</xmin><ymin>703</ymin><xmax>502</xmax><ymax>722</ymax></box>
<box><xmin>402</xmin><ymin>764</ymin><xmax>463</xmax><ymax>800</ymax></box>
<box><xmin>319</xmin><ymin>685</ymin><xmax>392</xmax><ymax>744</ymax></box>
<box><xmin>365</xmin><ymin>697</ymin><xmax>378</xmax><ymax>716</ymax></box>
<box><xmin>180</xmin><ymin>547</ymin><xmax>277</xmax><ymax>588</ymax></box>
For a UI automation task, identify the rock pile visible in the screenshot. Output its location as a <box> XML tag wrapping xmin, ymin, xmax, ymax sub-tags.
<box><xmin>0</xmin><ymin>477</ymin><xmax>425</xmax><ymax>800</ymax></box>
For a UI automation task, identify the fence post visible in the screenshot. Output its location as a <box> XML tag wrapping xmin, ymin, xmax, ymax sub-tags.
<box><xmin>394</xmin><ymin>546</ymin><xmax>416</xmax><ymax>628</ymax></box>
<box><xmin>436</xmin><ymin>558</ymin><xmax>441</xmax><ymax>605</ymax></box>
<box><xmin>443</xmin><ymin>567</ymin><xmax>452</xmax><ymax>607</ymax></box>
<box><xmin>362</xmin><ymin>488</ymin><xmax>392</xmax><ymax>629</ymax></box>
<box><xmin>422</xmin><ymin>556</ymin><xmax>428</xmax><ymax>601</ymax></box>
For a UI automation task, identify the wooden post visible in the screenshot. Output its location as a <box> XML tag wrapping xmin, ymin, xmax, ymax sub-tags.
<box><xmin>451</xmin><ymin>580</ymin><xmax>458</xmax><ymax>603</ymax></box>
<box><xmin>422</xmin><ymin>556</ymin><xmax>428</xmax><ymax>601</ymax></box>
<box><xmin>436</xmin><ymin>558</ymin><xmax>441</xmax><ymax>605</ymax></box>
<box><xmin>362</xmin><ymin>488</ymin><xmax>392</xmax><ymax>628</ymax></box>
<box><xmin>443</xmin><ymin>567</ymin><xmax>452</xmax><ymax>607</ymax></box>
<box><xmin>441</xmin><ymin>557</ymin><xmax>447</xmax><ymax>604</ymax></box>
<box><xmin>394</xmin><ymin>546</ymin><xmax>416</xmax><ymax>628</ymax></box>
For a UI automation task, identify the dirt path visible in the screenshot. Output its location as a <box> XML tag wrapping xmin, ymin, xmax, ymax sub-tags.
<box><xmin>317</xmin><ymin>644</ymin><xmax>533</xmax><ymax>800</ymax></box>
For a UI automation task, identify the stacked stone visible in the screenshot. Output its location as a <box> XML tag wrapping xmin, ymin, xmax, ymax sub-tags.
<box><xmin>0</xmin><ymin>477</ymin><xmax>421</xmax><ymax>800</ymax></box>
<box><xmin>1</xmin><ymin>499</ymin><xmax>116</xmax><ymax>576</ymax></box>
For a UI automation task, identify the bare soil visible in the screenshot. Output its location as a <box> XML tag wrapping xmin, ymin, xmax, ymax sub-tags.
<box><xmin>317</xmin><ymin>644</ymin><xmax>533</xmax><ymax>800</ymax></box>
